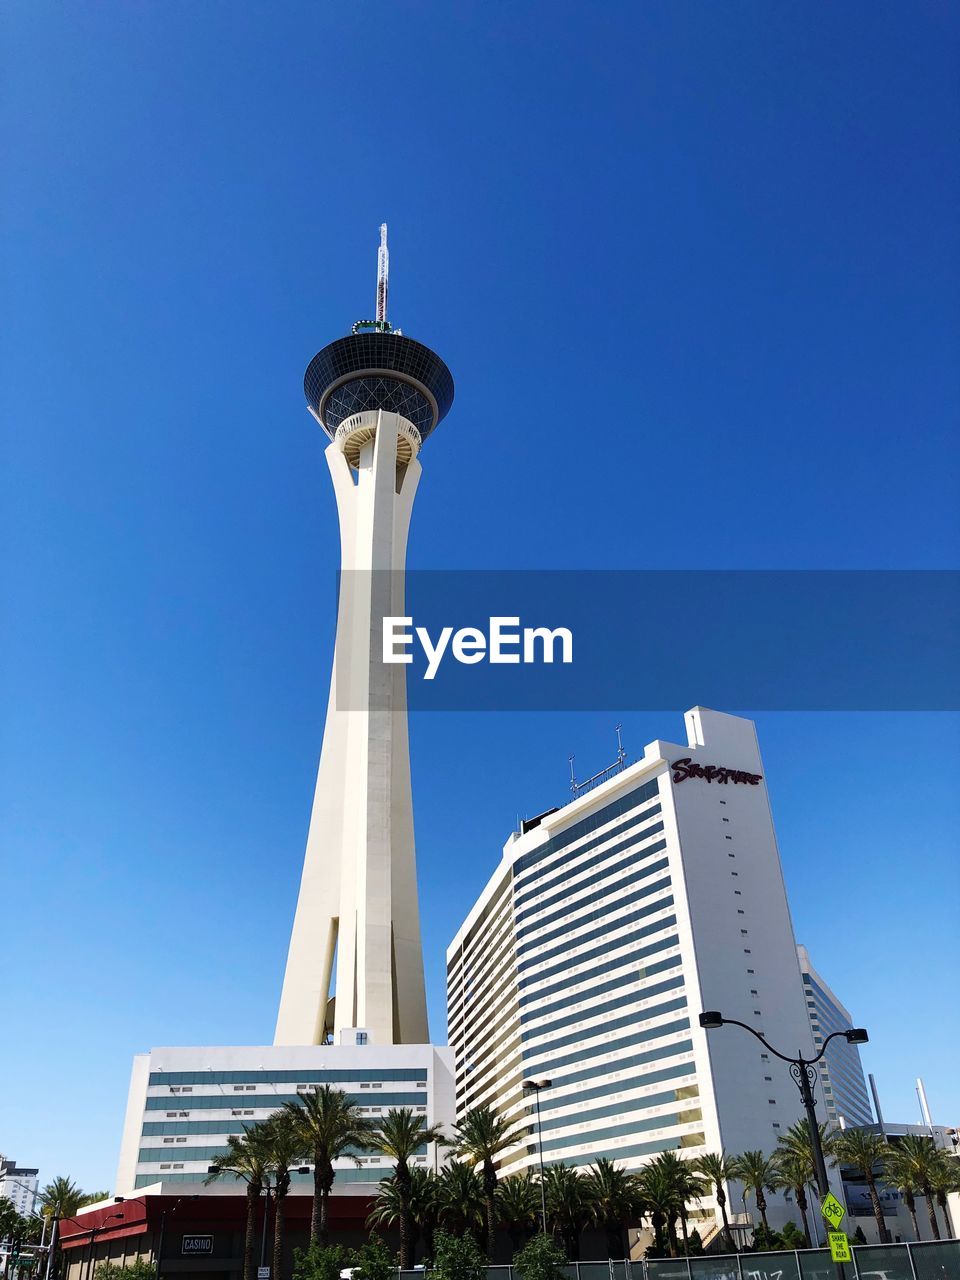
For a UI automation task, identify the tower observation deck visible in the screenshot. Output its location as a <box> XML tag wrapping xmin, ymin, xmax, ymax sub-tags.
<box><xmin>275</xmin><ymin>227</ymin><xmax>454</xmax><ymax>1048</ymax></box>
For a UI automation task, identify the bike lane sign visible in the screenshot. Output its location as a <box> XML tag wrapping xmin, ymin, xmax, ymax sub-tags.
<box><xmin>821</xmin><ymin>1192</ymin><xmax>846</xmax><ymax>1229</ymax></box>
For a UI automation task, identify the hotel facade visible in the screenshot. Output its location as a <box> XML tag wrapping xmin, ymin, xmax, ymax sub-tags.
<box><xmin>447</xmin><ymin>707</ymin><xmax>823</xmax><ymax>1232</ymax></box>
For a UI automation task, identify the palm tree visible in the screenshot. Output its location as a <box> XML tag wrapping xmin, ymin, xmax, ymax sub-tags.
<box><xmin>884</xmin><ymin>1150</ymin><xmax>922</xmax><ymax>1240</ymax></box>
<box><xmin>409</xmin><ymin>1168</ymin><xmax>441</xmax><ymax>1262</ymax></box>
<box><xmin>834</xmin><ymin>1128</ymin><xmax>891</xmax><ymax>1244</ymax></box>
<box><xmin>205</xmin><ymin>1129</ymin><xmax>272</xmax><ymax>1280</ymax></box>
<box><xmin>655</xmin><ymin>1152</ymin><xmax>703</xmax><ymax>1254</ymax></box>
<box><xmin>636</xmin><ymin>1158</ymin><xmax>681</xmax><ymax>1257</ymax></box>
<box><xmin>693</xmin><ymin>1152</ymin><xmax>737</xmax><ymax>1252</ymax></box>
<box><xmin>928</xmin><ymin>1154</ymin><xmax>960</xmax><ymax>1240</ymax></box>
<box><xmin>258</xmin><ymin>1111</ymin><xmax>308</xmax><ymax>1280</ymax></box>
<box><xmin>371</xmin><ymin>1107</ymin><xmax>446</xmax><ymax>1268</ymax></box>
<box><xmin>436</xmin><ymin>1160</ymin><xmax>485</xmax><ymax>1243</ymax></box>
<box><xmin>542</xmin><ymin>1164</ymin><xmax>589</xmax><ymax>1260</ymax></box>
<box><xmin>885</xmin><ymin>1136</ymin><xmax>943</xmax><ymax>1240</ymax></box>
<box><xmin>774</xmin><ymin>1150</ymin><xmax>813</xmax><ymax>1246</ymax></box>
<box><xmin>38</xmin><ymin>1178</ymin><xmax>86</xmax><ymax>1220</ymax></box>
<box><xmin>732</xmin><ymin>1150</ymin><xmax>778</xmax><ymax>1236</ymax></box>
<box><xmin>368</xmin><ymin>1177</ymin><xmax>414</xmax><ymax>1253</ymax></box>
<box><xmin>775</xmin><ymin>1120</ymin><xmax>838</xmax><ymax>1246</ymax></box>
<box><xmin>583</xmin><ymin>1158</ymin><xmax>638</xmax><ymax>1260</ymax></box>
<box><xmin>495</xmin><ymin>1174</ymin><xmax>541</xmax><ymax>1252</ymax></box>
<box><xmin>449</xmin><ymin>1104</ymin><xmax>526</xmax><ymax>1259</ymax></box>
<box><xmin>282</xmin><ymin>1084</ymin><xmax>378</xmax><ymax>1246</ymax></box>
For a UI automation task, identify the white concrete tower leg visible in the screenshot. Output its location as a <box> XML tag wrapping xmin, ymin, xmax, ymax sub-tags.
<box><xmin>388</xmin><ymin>455</ymin><xmax>429</xmax><ymax>1042</ymax></box>
<box><xmin>274</xmin><ymin>410</ymin><xmax>429</xmax><ymax>1046</ymax></box>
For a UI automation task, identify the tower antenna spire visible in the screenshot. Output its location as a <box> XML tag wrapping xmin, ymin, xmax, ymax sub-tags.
<box><xmin>376</xmin><ymin>223</ymin><xmax>389</xmax><ymax>325</ymax></box>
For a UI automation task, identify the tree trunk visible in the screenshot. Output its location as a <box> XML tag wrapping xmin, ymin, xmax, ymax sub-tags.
<box><xmin>667</xmin><ymin>1214</ymin><xmax>678</xmax><ymax>1258</ymax></box>
<box><xmin>310</xmin><ymin>1157</ymin><xmax>322</xmax><ymax>1247</ymax></box>
<box><xmin>756</xmin><ymin>1190</ymin><xmax>770</xmax><ymax>1234</ymax></box>
<box><xmin>314</xmin><ymin>1161</ymin><xmax>334</xmax><ymax>1247</ymax></box>
<box><xmin>272</xmin><ymin>1192</ymin><xmax>286</xmax><ymax>1280</ymax></box>
<box><xmin>717</xmin><ymin>1188</ymin><xmax>734</xmax><ymax>1252</ymax></box>
<box><xmin>482</xmin><ymin>1163</ymin><xmax>497</xmax><ymax>1262</ymax></box>
<box><xmin>905</xmin><ymin>1192</ymin><xmax>920</xmax><ymax>1241</ymax></box>
<box><xmin>398</xmin><ymin>1205</ymin><xmax>411</xmax><ymax>1271</ymax></box>
<box><xmin>605</xmin><ymin>1222</ymin><xmax>624</xmax><ymax>1260</ymax></box>
<box><xmin>865</xmin><ymin>1172</ymin><xmax>889</xmax><ymax>1244</ymax></box>
<box><xmin>243</xmin><ymin>1186</ymin><xmax>258</xmax><ymax>1280</ymax></box>
<box><xmin>796</xmin><ymin>1194</ymin><xmax>811</xmax><ymax>1249</ymax></box>
<box><xmin>924</xmin><ymin>1190</ymin><xmax>940</xmax><ymax>1240</ymax></box>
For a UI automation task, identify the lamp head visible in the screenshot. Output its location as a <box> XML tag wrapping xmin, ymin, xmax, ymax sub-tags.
<box><xmin>699</xmin><ymin>1011</ymin><xmax>725</xmax><ymax>1030</ymax></box>
<box><xmin>846</xmin><ymin>1027</ymin><xmax>869</xmax><ymax>1044</ymax></box>
<box><xmin>522</xmin><ymin>1077</ymin><xmax>551</xmax><ymax>1091</ymax></box>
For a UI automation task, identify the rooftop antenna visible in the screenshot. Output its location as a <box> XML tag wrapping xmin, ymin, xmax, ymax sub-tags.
<box><xmin>376</xmin><ymin>223</ymin><xmax>389</xmax><ymax>325</ymax></box>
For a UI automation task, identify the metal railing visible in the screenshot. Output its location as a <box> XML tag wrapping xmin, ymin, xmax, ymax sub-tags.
<box><xmin>397</xmin><ymin>1237</ymin><xmax>959</xmax><ymax>1280</ymax></box>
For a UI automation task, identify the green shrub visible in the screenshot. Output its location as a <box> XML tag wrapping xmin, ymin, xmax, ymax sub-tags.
<box><xmin>779</xmin><ymin>1221</ymin><xmax>807</xmax><ymax>1249</ymax></box>
<box><xmin>350</xmin><ymin>1236</ymin><xmax>394</xmax><ymax>1280</ymax></box>
<box><xmin>292</xmin><ymin>1242</ymin><xmax>351</xmax><ymax>1280</ymax></box>
<box><xmin>750</xmin><ymin>1224</ymin><xmax>785</xmax><ymax>1250</ymax></box>
<box><xmin>93</xmin><ymin>1262</ymin><xmax>157</xmax><ymax>1280</ymax></box>
<box><xmin>432</xmin><ymin>1230</ymin><xmax>486</xmax><ymax>1280</ymax></box>
<box><xmin>512</xmin><ymin>1233</ymin><xmax>568</xmax><ymax>1280</ymax></box>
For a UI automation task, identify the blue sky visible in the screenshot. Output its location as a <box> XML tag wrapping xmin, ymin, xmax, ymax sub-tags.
<box><xmin>2</xmin><ymin>2</ymin><xmax>958</xmax><ymax>1190</ymax></box>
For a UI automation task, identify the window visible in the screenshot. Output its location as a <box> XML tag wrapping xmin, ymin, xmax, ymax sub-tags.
<box><xmin>371</xmin><ymin>1081</ymin><xmax>381</xmax><ymax>1088</ymax></box>
<box><xmin>356</xmin><ymin>1032</ymin><xmax>368</xmax><ymax>1046</ymax></box>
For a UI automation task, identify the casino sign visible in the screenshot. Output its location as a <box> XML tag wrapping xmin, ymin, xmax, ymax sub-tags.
<box><xmin>670</xmin><ymin>758</ymin><xmax>763</xmax><ymax>786</ymax></box>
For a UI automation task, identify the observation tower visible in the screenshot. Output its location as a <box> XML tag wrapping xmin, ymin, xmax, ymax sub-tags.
<box><xmin>275</xmin><ymin>226</ymin><xmax>454</xmax><ymax>1047</ymax></box>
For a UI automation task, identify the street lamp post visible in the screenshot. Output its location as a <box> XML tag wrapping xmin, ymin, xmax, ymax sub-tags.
<box><xmin>115</xmin><ymin>1195</ymin><xmax>198</xmax><ymax>1280</ymax></box>
<box><xmin>82</xmin><ymin>1215</ymin><xmax>125</xmax><ymax>1280</ymax></box>
<box><xmin>522</xmin><ymin>1078</ymin><xmax>551</xmax><ymax>1235</ymax></box>
<box><xmin>699</xmin><ymin>1012</ymin><xmax>868</xmax><ymax>1270</ymax></box>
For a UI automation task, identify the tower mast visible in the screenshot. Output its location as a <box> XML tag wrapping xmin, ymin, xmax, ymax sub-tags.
<box><xmin>376</xmin><ymin>223</ymin><xmax>389</xmax><ymax>325</ymax></box>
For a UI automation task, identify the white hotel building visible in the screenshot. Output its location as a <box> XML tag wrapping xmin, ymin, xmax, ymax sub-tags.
<box><xmin>447</xmin><ymin>707</ymin><xmax>820</xmax><ymax>1232</ymax></box>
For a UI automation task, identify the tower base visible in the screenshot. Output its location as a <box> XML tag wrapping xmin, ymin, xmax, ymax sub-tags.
<box><xmin>114</xmin><ymin>1042</ymin><xmax>454</xmax><ymax>1197</ymax></box>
